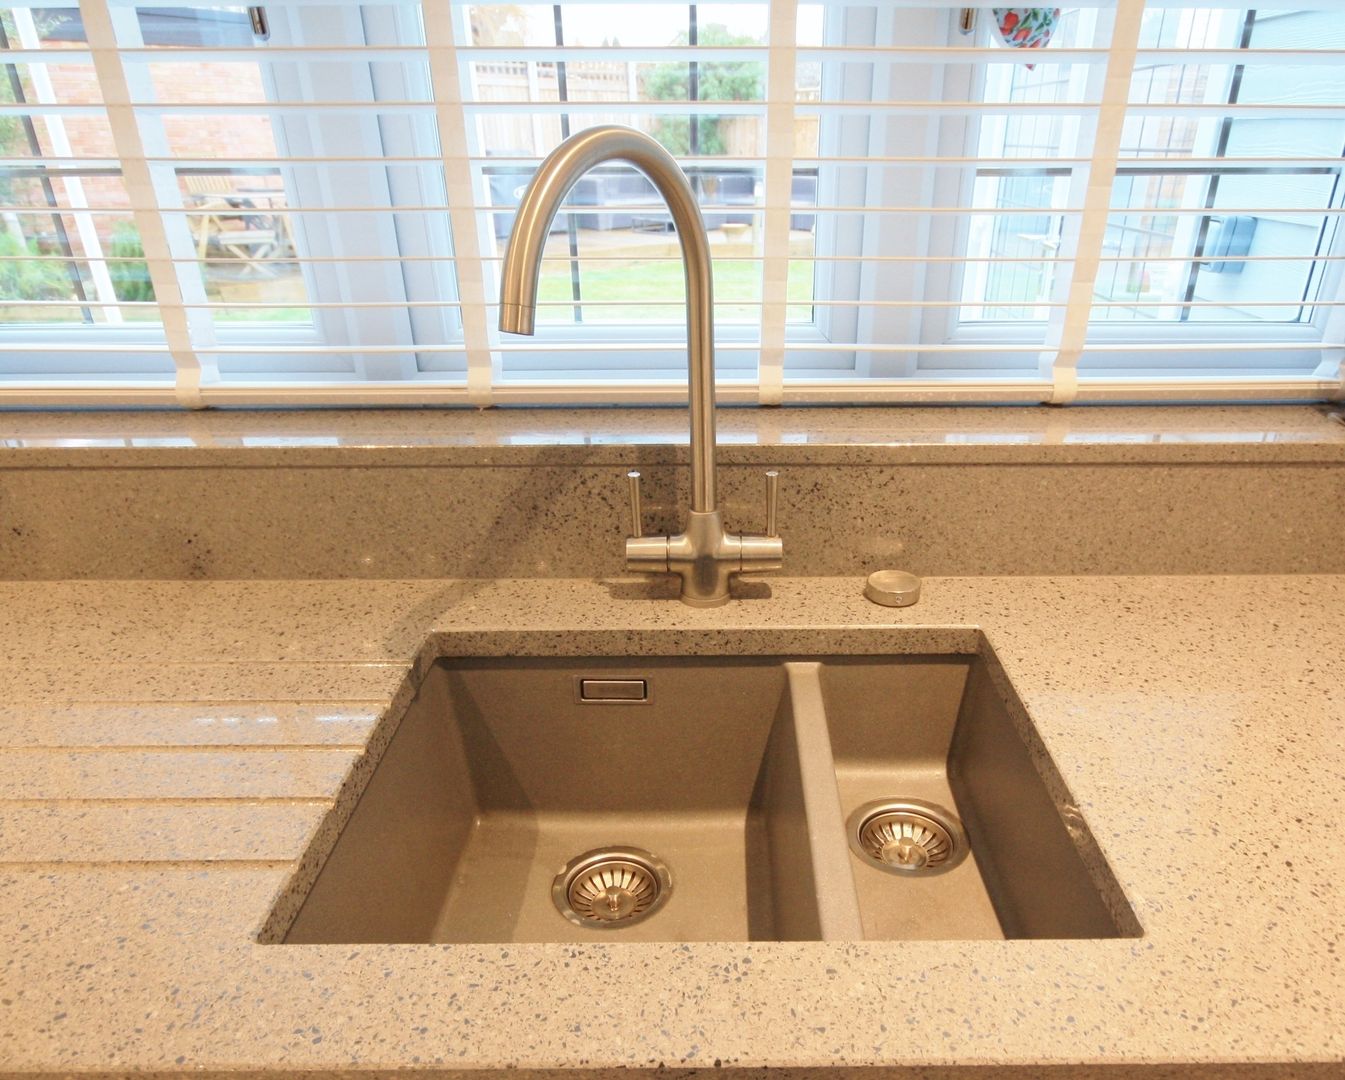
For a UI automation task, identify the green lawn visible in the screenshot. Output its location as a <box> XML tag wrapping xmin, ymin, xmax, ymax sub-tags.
<box><xmin>536</xmin><ymin>257</ymin><xmax>816</xmax><ymax>324</ymax></box>
<box><xmin>213</xmin><ymin>306</ymin><xmax>313</xmax><ymax>323</ymax></box>
<box><xmin>2</xmin><ymin>257</ymin><xmax>813</xmax><ymax>329</ymax></box>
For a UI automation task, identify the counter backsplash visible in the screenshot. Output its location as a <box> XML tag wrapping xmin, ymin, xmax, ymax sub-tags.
<box><xmin>2</xmin><ymin>405</ymin><xmax>1342</xmax><ymax>580</ymax></box>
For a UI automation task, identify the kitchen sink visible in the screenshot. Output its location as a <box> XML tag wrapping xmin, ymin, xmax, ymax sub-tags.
<box><xmin>275</xmin><ymin>646</ymin><xmax>1138</xmax><ymax>944</ymax></box>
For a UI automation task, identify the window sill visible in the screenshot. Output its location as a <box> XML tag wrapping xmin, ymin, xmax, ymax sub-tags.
<box><xmin>1</xmin><ymin>403</ymin><xmax>1343</xmax><ymax>469</ymax></box>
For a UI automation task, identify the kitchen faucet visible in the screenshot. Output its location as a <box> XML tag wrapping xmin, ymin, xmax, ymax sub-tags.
<box><xmin>498</xmin><ymin>125</ymin><xmax>783</xmax><ymax>607</ymax></box>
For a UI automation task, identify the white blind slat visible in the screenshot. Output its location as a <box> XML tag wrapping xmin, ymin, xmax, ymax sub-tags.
<box><xmin>0</xmin><ymin>101</ymin><xmax>1337</xmax><ymax>117</ymax></box>
<box><xmin>12</xmin><ymin>202</ymin><xmax>1345</xmax><ymax>217</ymax></box>
<box><xmin>13</xmin><ymin>44</ymin><xmax>1345</xmax><ymax>65</ymax></box>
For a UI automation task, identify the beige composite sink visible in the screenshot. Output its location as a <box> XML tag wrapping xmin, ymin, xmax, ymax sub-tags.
<box><xmin>278</xmin><ymin>648</ymin><xmax>1139</xmax><ymax>945</ymax></box>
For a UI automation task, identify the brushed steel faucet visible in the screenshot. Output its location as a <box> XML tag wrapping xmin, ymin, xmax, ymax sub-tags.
<box><xmin>498</xmin><ymin>125</ymin><xmax>783</xmax><ymax>607</ymax></box>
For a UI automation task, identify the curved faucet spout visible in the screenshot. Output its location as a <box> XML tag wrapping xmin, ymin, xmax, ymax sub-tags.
<box><xmin>498</xmin><ymin>125</ymin><xmax>717</xmax><ymax>513</ymax></box>
<box><xmin>499</xmin><ymin>126</ymin><xmax>782</xmax><ymax>607</ymax></box>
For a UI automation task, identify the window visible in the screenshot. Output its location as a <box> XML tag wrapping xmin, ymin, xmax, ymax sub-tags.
<box><xmin>955</xmin><ymin>5</ymin><xmax>1345</xmax><ymax>396</ymax></box>
<box><xmin>1</xmin><ymin>0</ymin><xmax>1342</xmax><ymax>407</ymax></box>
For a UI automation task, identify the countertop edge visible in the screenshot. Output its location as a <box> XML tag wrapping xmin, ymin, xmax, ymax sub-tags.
<box><xmin>1</xmin><ymin>404</ymin><xmax>1342</xmax><ymax>468</ymax></box>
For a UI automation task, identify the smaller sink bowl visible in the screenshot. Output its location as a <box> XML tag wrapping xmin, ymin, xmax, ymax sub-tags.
<box><xmin>274</xmin><ymin>644</ymin><xmax>1139</xmax><ymax>944</ymax></box>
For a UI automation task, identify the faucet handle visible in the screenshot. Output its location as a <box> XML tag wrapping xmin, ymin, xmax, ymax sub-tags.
<box><xmin>626</xmin><ymin>470</ymin><xmax>644</xmax><ymax>539</ymax></box>
<box><xmin>624</xmin><ymin>469</ymin><xmax>670</xmax><ymax>574</ymax></box>
<box><xmin>764</xmin><ymin>470</ymin><xmax>780</xmax><ymax>537</ymax></box>
<box><xmin>739</xmin><ymin>470</ymin><xmax>784</xmax><ymax>574</ymax></box>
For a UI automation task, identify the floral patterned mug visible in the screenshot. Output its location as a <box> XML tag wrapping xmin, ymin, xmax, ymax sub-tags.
<box><xmin>991</xmin><ymin>8</ymin><xmax>1061</xmax><ymax>67</ymax></box>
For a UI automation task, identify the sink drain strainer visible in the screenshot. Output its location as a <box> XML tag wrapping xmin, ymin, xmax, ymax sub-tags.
<box><xmin>848</xmin><ymin>799</ymin><xmax>969</xmax><ymax>876</ymax></box>
<box><xmin>552</xmin><ymin>846</ymin><xmax>672</xmax><ymax>928</ymax></box>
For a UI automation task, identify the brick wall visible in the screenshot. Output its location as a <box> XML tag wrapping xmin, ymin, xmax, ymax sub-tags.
<box><xmin>28</xmin><ymin>58</ymin><xmax>278</xmax><ymax>257</ymax></box>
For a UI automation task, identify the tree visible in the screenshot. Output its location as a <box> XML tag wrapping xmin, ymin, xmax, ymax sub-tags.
<box><xmin>641</xmin><ymin>24</ymin><xmax>763</xmax><ymax>156</ymax></box>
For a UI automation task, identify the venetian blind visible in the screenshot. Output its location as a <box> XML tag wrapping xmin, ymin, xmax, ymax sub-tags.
<box><xmin>0</xmin><ymin>0</ymin><xmax>1341</xmax><ymax>407</ymax></box>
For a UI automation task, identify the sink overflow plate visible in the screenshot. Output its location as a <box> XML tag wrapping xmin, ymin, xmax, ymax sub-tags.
<box><xmin>574</xmin><ymin>677</ymin><xmax>652</xmax><ymax>704</ymax></box>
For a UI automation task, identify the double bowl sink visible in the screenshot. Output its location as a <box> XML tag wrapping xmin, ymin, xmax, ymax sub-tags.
<box><xmin>276</xmin><ymin>645</ymin><xmax>1139</xmax><ymax>944</ymax></box>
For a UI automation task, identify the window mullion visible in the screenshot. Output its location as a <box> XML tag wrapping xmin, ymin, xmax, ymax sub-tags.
<box><xmin>1315</xmin><ymin>286</ymin><xmax>1345</xmax><ymax>395</ymax></box>
<box><xmin>758</xmin><ymin>0</ymin><xmax>799</xmax><ymax>404</ymax></box>
<box><xmin>1041</xmin><ymin>0</ymin><xmax>1145</xmax><ymax>405</ymax></box>
<box><xmin>1176</xmin><ymin>10</ymin><xmax>1257</xmax><ymax>320</ymax></box>
<box><xmin>78</xmin><ymin>0</ymin><xmax>213</xmax><ymax>406</ymax></box>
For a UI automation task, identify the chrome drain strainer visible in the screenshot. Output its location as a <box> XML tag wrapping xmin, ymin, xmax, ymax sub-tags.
<box><xmin>848</xmin><ymin>799</ymin><xmax>969</xmax><ymax>876</ymax></box>
<box><xmin>552</xmin><ymin>846</ymin><xmax>672</xmax><ymax>928</ymax></box>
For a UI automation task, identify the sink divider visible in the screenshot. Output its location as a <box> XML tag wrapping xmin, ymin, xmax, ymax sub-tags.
<box><xmin>781</xmin><ymin>662</ymin><xmax>864</xmax><ymax>941</ymax></box>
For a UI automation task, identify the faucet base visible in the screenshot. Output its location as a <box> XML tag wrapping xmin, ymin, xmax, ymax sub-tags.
<box><xmin>676</xmin><ymin>592</ymin><xmax>733</xmax><ymax>610</ymax></box>
<box><xmin>626</xmin><ymin>509</ymin><xmax>783</xmax><ymax>608</ymax></box>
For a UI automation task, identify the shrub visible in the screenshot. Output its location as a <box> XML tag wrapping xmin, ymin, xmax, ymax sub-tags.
<box><xmin>108</xmin><ymin>222</ymin><xmax>155</xmax><ymax>303</ymax></box>
<box><xmin>0</xmin><ymin>229</ymin><xmax>75</xmax><ymax>300</ymax></box>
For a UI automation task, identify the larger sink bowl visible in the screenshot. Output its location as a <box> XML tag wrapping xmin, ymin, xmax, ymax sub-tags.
<box><xmin>275</xmin><ymin>645</ymin><xmax>1138</xmax><ymax>944</ymax></box>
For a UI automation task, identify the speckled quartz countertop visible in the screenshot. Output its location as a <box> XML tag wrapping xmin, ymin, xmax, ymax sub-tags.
<box><xmin>0</xmin><ymin>574</ymin><xmax>1342</xmax><ymax>1078</ymax></box>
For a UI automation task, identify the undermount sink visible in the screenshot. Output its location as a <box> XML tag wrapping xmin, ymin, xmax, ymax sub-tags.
<box><xmin>275</xmin><ymin>645</ymin><xmax>1139</xmax><ymax>944</ymax></box>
